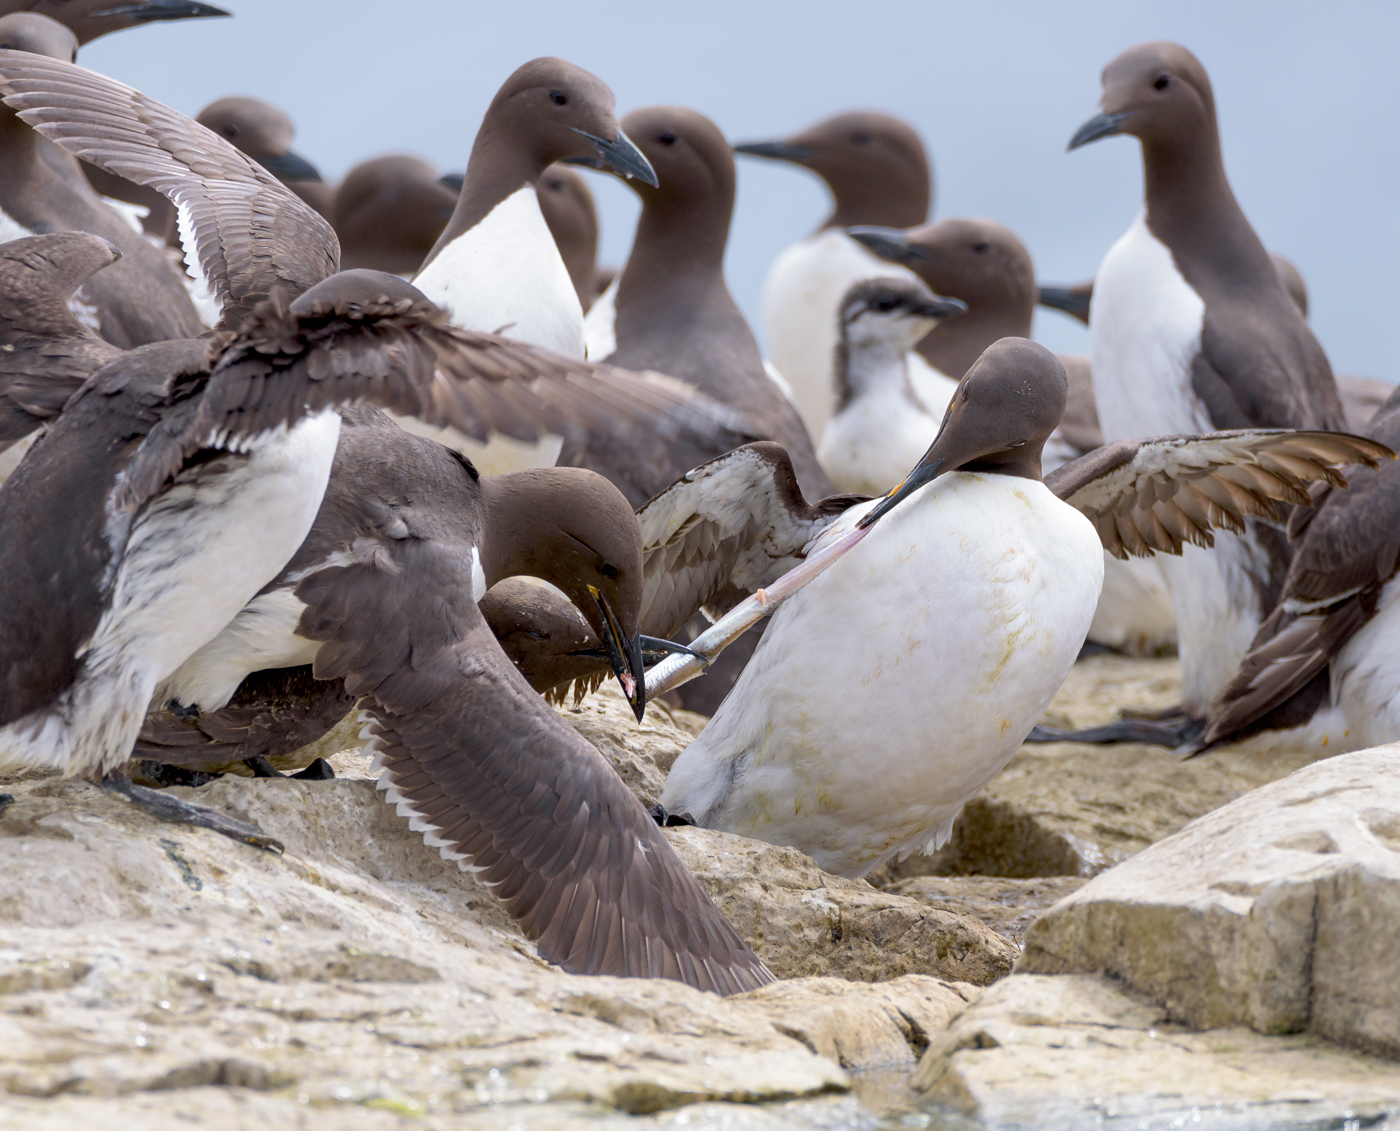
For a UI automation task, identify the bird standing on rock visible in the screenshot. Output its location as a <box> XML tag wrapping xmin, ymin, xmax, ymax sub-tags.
<box><xmin>651</xmin><ymin>339</ymin><xmax>1387</xmax><ymax>878</ymax></box>
<box><xmin>0</xmin><ymin>52</ymin><xmax>772</xmax><ymax>995</ymax></box>
<box><xmin>1065</xmin><ymin>40</ymin><xmax>1348</xmax><ymax>744</ymax></box>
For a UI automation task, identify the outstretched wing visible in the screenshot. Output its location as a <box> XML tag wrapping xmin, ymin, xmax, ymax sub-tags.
<box><xmin>1190</xmin><ymin>403</ymin><xmax>1400</xmax><ymax>755</ymax></box>
<box><xmin>294</xmin><ymin>527</ymin><xmax>773</xmax><ymax>994</ymax></box>
<box><xmin>0</xmin><ymin>50</ymin><xmax>338</xmax><ymax>328</ymax></box>
<box><xmin>1047</xmin><ymin>430</ymin><xmax>1393</xmax><ymax>560</ymax></box>
<box><xmin>113</xmin><ymin>293</ymin><xmax>758</xmax><ymax>513</ymax></box>
<box><xmin>636</xmin><ymin>442</ymin><xmax>866</xmax><ymax>639</ymax></box>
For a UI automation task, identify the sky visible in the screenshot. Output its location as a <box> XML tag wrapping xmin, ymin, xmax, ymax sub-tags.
<box><xmin>83</xmin><ymin>1</ymin><xmax>1400</xmax><ymax>379</ymax></box>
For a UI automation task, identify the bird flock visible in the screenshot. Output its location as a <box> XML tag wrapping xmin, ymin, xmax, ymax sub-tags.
<box><xmin>0</xmin><ymin>3</ymin><xmax>1394</xmax><ymax>996</ymax></box>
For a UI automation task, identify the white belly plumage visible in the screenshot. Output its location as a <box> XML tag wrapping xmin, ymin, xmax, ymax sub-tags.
<box><xmin>762</xmin><ymin>230</ymin><xmax>919</xmax><ymax>441</ymax></box>
<box><xmin>818</xmin><ymin>360</ymin><xmax>953</xmax><ymax>496</ymax></box>
<box><xmin>1090</xmin><ymin>211</ymin><xmax>1259</xmax><ymax>707</ymax></box>
<box><xmin>0</xmin><ymin>411</ymin><xmax>342</xmax><ymax>777</ymax></box>
<box><xmin>660</xmin><ymin>472</ymin><xmax>1104</xmax><ymax>877</ymax></box>
<box><xmin>414</xmin><ymin>186</ymin><xmax>585</xmax><ymax>358</ymax></box>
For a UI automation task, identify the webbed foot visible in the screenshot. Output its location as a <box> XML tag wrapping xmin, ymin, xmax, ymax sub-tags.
<box><xmin>100</xmin><ymin>772</ymin><xmax>283</xmax><ymax>854</ymax></box>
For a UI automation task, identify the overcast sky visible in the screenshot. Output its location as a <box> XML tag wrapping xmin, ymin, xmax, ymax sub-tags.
<box><xmin>84</xmin><ymin>1</ymin><xmax>1399</xmax><ymax>380</ymax></box>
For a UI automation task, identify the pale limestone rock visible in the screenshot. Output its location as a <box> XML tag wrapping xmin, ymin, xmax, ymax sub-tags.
<box><xmin>911</xmin><ymin>973</ymin><xmax>1400</xmax><ymax>1128</ymax></box>
<box><xmin>669</xmin><ymin>828</ymin><xmax>1017</xmax><ymax>985</ymax></box>
<box><xmin>883</xmin><ymin>876</ymin><xmax>1088</xmax><ymax>945</ymax></box>
<box><xmin>553</xmin><ymin>684</ymin><xmax>699</xmax><ymax>805</ymax></box>
<box><xmin>735</xmin><ymin>975</ymin><xmax>980</xmax><ymax>1070</ymax></box>
<box><xmin>886</xmin><ymin>655</ymin><xmax>1334</xmax><ymax>879</ymax></box>
<box><xmin>1019</xmin><ymin>748</ymin><xmax>1400</xmax><ymax>1055</ymax></box>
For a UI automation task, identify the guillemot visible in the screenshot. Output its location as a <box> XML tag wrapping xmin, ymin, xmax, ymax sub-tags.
<box><xmin>735</xmin><ymin>111</ymin><xmax>932</xmax><ymax>440</ymax></box>
<box><xmin>331</xmin><ymin>154</ymin><xmax>458</xmax><ymax>275</ymax></box>
<box><xmin>572</xmin><ymin>104</ymin><xmax>830</xmax><ymax>506</ymax></box>
<box><xmin>848</xmin><ymin>218</ymin><xmax>1179</xmax><ymax>657</ymax></box>
<box><xmin>1064</xmin><ymin>41</ymin><xmax>1349</xmax><ymax>743</ymax></box>
<box><xmin>1184</xmin><ymin>385</ymin><xmax>1400</xmax><ymax>758</ymax></box>
<box><xmin>647</xmin><ymin>340</ymin><xmax>1386</xmax><ymax>877</ymax></box>
<box><xmin>0</xmin><ymin>53</ymin><xmax>774</xmax><ymax>993</ymax></box>
<box><xmin>414</xmin><ymin>56</ymin><xmax>655</xmax><ymax>358</ymax></box>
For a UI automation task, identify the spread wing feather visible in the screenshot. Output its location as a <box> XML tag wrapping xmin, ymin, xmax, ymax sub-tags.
<box><xmin>1046</xmin><ymin>430</ymin><xmax>1392</xmax><ymax>560</ymax></box>
<box><xmin>635</xmin><ymin>442</ymin><xmax>867</xmax><ymax>639</ymax></box>
<box><xmin>293</xmin><ymin>531</ymin><xmax>773</xmax><ymax>994</ymax></box>
<box><xmin>0</xmin><ymin>50</ymin><xmax>338</xmax><ymax>328</ymax></box>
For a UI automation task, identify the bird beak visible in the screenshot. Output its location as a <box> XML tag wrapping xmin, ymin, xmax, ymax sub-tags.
<box><xmin>259</xmin><ymin>149</ymin><xmax>322</xmax><ymax>183</ymax></box>
<box><xmin>856</xmin><ymin>456</ymin><xmax>947</xmax><ymax>530</ymax></box>
<box><xmin>913</xmin><ymin>295</ymin><xmax>968</xmax><ymax>321</ymax></box>
<box><xmin>572</xmin><ymin>128</ymin><xmax>659</xmax><ymax>187</ymax></box>
<box><xmin>92</xmin><ymin>0</ymin><xmax>230</xmax><ymax>21</ymax></box>
<box><xmin>1068</xmin><ymin>110</ymin><xmax>1133</xmax><ymax>151</ymax></box>
<box><xmin>846</xmin><ymin>226</ymin><xmax>932</xmax><ymax>266</ymax></box>
<box><xmin>437</xmin><ymin>171</ymin><xmax>464</xmax><ymax>192</ymax></box>
<box><xmin>1037</xmin><ymin>283</ymin><xmax>1092</xmax><ymax>323</ymax></box>
<box><xmin>732</xmin><ymin>139</ymin><xmax>813</xmax><ymax>163</ymax></box>
<box><xmin>588</xmin><ymin>586</ymin><xmax>649</xmax><ymax>722</ymax></box>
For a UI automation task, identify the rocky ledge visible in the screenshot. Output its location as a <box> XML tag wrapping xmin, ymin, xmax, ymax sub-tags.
<box><xmin>2</xmin><ymin>658</ymin><xmax>1398</xmax><ymax>1129</ymax></box>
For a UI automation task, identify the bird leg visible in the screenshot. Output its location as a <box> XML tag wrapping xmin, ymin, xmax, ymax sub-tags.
<box><xmin>1117</xmin><ymin>703</ymin><xmax>1188</xmax><ymax>721</ymax></box>
<box><xmin>244</xmin><ymin>756</ymin><xmax>336</xmax><ymax>780</ymax></box>
<box><xmin>99</xmin><ymin>771</ymin><xmax>284</xmax><ymax>854</ymax></box>
<box><xmin>648</xmin><ymin>803</ymin><xmax>696</xmax><ymax>828</ymax></box>
<box><xmin>1024</xmin><ymin>716</ymin><xmax>1205</xmax><ymax>748</ymax></box>
<box><xmin>135</xmin><ymin>760</ymin><xmax>223</xmax><ymax>788</ymax></box>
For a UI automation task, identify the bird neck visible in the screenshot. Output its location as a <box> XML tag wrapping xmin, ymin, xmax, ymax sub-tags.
<box><xmin>820</xmin><ymin>172</ymin><xmax>929</xmax><ymax>232</ymax></box>
<box><xmin>835</xmin><ymin>334</ymin><xmax>919</xmax><ymax>412</ymax></box>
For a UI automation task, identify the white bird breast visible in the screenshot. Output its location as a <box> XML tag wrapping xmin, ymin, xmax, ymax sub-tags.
<box><xmin>1089</xmin><ymin>212</ymin><xmax>1209</xmax><ymax>441</ymax></box>
<box><xmin>660</xmin><ymin>472</ymin><xmax>1104</xmax><ymax>877</ymax></box>
<box><xmin>414</xmin><ymin>185</ymin><xmax>585</xmax><ymax>358</ymax></box>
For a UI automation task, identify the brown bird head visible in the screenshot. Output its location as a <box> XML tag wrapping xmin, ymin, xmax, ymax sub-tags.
<box><xmin>848</xmin><ymin>217</ymin><xmax>1036</xmax><ymax>379</ymax></box>
<box><xmin>1069</xmin><ymin>41</ymin><xmax>1217</xmax><ymax>159</ymax></box>
<box><xmin>196</xmin><ymin>95</ymin><xmax>322</xmax><ymax>183</ymax></box>
<box><xmin>734</xmin><ymin>110</ymin><xmax>930</xmax><ymax>230</ymax></box>
<box><xmin>0</xmin><ymin>11</ymin><xmax>77</xmax><ymax>61</ymax></box>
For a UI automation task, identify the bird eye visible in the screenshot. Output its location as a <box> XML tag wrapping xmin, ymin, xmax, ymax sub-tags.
<box><xmin>1153</xmin><ymin>75</ymin><xmax>1170</xmax><ymax>91</ymax></box>
<box><xmin>972</xmin><ymin>242</ymin><xmax>990</xmax><ymax>253</ymax></box>
<box><xmin>222</xmin><ymin>126</ymin><xmax>238</xmax><ymax>139</ymax></box>
<box><xmin>658</xmin><ymin>132</ymin><xmax>677</xmax><ymax>146</ymax></box>
<box><xmin>874</xmin><ymin>299</ymin><xmax>898</xmax><ymax>312</ymax></box>
<box><xmin>599</xmin><ymin>562</ymin><xmax>619</xmax><ymax>579</ymax></box>
<box><xmin>549</xmin><ymin>90</ymin><xmax>568</xmax><ymax>106</ymax></box>
<box><xmin>851</xmin><ymin>132</ymin><xmax>871</xmax><ymax>145</ymax></box>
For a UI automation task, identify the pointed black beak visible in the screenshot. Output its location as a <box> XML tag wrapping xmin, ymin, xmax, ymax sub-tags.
<box><xmin>589</xmin><ymin>587</ymin><xmax>648</xmax><ymax>721</ymax></box>
<box><xmin>259</xmin><ymin>149</ymin><xmax>322</xmax><ymax>183</ymax></box>
<box><xmin>93</xmin><ymin>0</ymin><xmax>230</xmax><ymax>21</ymax></box>
<box><xmin>1068</xmin><ymin>110</ymin><xmax>1133</xmax><ymax>151</ymax></box>
<box><xmin>437</xmin><ymin>171</ymin><xmax>464</xmax><ymax>192</ymax></box>
<box><xmin>733</xmin><ymin>139</ymin><xmax>812</xmax><ymax>163</ymax></box>
<box><xmin>912</xmin><ymin>295</ymin><xmax>968</xmax><ymax>321</ymax></box>
<box><xmin>572</xmin><ymin>128</ymin><xmax>658</xmax><ymax>187</ymax></box>
<box><xmin>1037</xmin><ymin>283</ymin><xmax>1093</xmax><ymax>324</ymax></box>
<box><xmin>856</xmin><ymin>456</ymin><xmax>946</xmax><ymax>530</ymax></box>
<box><xmin>847</xmin><ymin>226</ymin><xmax>932</xmax><ymax>266</ymax></box>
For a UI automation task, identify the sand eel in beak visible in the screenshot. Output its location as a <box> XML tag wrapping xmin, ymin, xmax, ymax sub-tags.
<box><xmin>1062</xmin><ymin>40</ymin><xmax>1350</xmax><ymax>743</ymax></box>
<box><xmin>735</xmin><ymin>111</ymin><xmax>932</xmax><ymax>441</ymax></box>
<box><xmin>414</xmin><ymin>57</ymin><xmax>655</xmax><ymax>359</ymax></box>
<box><xmin>643</xmin><ymin>339</ymin><xmax>1387</xmax><ymax>877</ymax></box>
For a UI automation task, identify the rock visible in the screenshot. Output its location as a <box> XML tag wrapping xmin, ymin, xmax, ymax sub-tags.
<box><xmin>884</xmin><ymin>655</ymin><xmax>1333</xmax><ymax>879</ymax></box>
<box><xmin>882</xmin><ymin>876</ymin><xmax>1089</xmax><ymax>945</ymax></box>
<box><xmin>0</xmin><ymin>756</ymin><xmax>1003</xmax><ymax>1127</ymax></box>
<box><xmin>1019</xmin><ymin>747</ymin><xmax>1400</xmax><ymax>1056</ymax></box>
<box><xmin>669</xmin><ymin>828</ymin><xmax>1018</xmax><ymax>985</ymax></box>
<box><xmin>552</xmin><ymin>683</ymin><xmax>700</xmax><ymax>806</ymax></box>
<box><xmin>736</xmin><ymin>975</ymin><xmax>980</xmax><ymax>1071</ymax></box>
<box><xmin>912</xmin><ymin>972</ymin><xmax>1400</xmax><ymax>1129</ymax></box>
